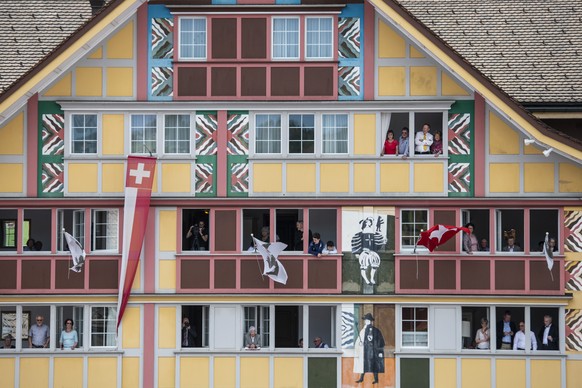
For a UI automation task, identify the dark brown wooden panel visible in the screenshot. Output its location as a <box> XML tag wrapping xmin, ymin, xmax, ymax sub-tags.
<box><xmin>181</xmin><ymin>260</ymin><xmax>210</xmax><ymax>289</ymax></box>
<box><xmin>214</xmin><ymin>260</ymin><xmax>236</xmax><ymax>288</ymax></box>
<box><xmin>211</xmin><ymin>67</ymin><xmax>237</xmax><ymax>97</ymax></box>
<box><xmin>399</xmin><ymin>260</ymin><xmax>429</xmax><ymax>290</ymax></box>
<box><xmin>304</xmin><ymin>67</ymin><xmax>333</xmax><ymax>96</ymax></box>
<box><xmin>460</xmin><ymin>260</ymin><xmax>490</xmax><ymax>290</ymax></box>
<box><xmin>214</xmin><ymin>210</ymin><xmax>237</xmax><ymax>251</ymax></box>
<box><xmin>242</xmin><ymin>18</ymin><xmax>267</xmax><ymax>59</ymax></box>
<box><xmin>308</xmin><ymin>260</ymin><xmax>337</xmax><ymax>289</ymax></box>
<box><xmin>177</xmin><ymin>67</ymin><xmax>207</xmax><ymax>97</ymax></box>
<box><xmin>530</xmin><ymin>261</ymin><xmax>560</xmax><ymax>290</ymax></box>
<box><xmin>434</xmin><ymin>260</ymin><xmax>456</xmax><ymax>289</ymax></box>
<box><xmin>271</xmin><ymin>67</ymin><xmax>300</xmax><ymax>96</ymax></box>
<box><xmin>55</xmin><ymin>260</ymin><xmax>84</xmax><ymax>289</ymax></box>
<box><xmin>433</xmin><ymin>210</ymin><xmax>457</xmax><ymax>251</ymax></box>
<box><xmin>22</xmin><ymin>260</ymin><xmax>50</xmax><ymax>289</ymax></box>
<box><xmin>495</xmin><ymin>260</ymin><xmax>525</xmax><ymax>290</ymax></box>
<box><xmin>0</xmin><ymin>261</ymin><xmax>16</xmax><ymax>289</ymax></box>
<box><xmin>89</xmin><ymin>260</ymin><xmax>118</xmax><ymax>289</ymax></box>
<box><xmin>212</xmin><ymin>18</ymin><xmax>237</xmax><ymax>59</ymax></box>
<box><xmin>374</xmin><ymin>304</ymin><xmax>395</xmax><ymax>350</ymax></box>
<box><xmin>241</xmin><ymin>260</ymin><xmax>269</xmax><ymax>289</ymax></box>
<box><xmin>241</xmin><ymin>67</ymin><xmax>266</xmax><ymax>96</ymax></box>
<box><xmin>275</xmin><ymin>259</ymin><xmax>303</xmax><ymax>289</ymax></box>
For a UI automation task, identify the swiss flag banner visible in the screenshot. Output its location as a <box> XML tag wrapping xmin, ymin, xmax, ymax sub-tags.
<box><xmin>116</xmin><ymin>156</ymin><xmax>156</xmax><ymax>330</ymax></box>
<box><xmin>416</xmin><ymin>224</ymin><xmax>470</xmax><ymax>252</ymax></box>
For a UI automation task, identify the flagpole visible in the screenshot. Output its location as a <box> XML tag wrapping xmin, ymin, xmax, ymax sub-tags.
<box><xmin>62</xmin><ymin>228</ymin><xmax>72</xmax><ymax>280</ymax></box>
<box><xmin>251</xmin><ymin>234</ymin><xmax>265</xmax><ymax>280</ymax></box>
<box><xmin>414</xmin><ymin>229</ymin><xmax>423</xmax><ymax>280</ymax></box>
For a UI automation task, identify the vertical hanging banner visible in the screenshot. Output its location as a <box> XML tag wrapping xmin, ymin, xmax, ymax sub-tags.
<box><xmin>117</xmin><ymin>156</ymin><xmax>157</xmax><ymax>330</ymax></box>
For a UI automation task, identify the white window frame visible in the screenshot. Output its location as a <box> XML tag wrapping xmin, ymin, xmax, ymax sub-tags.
<box><xmin>321</xmin><ymin>113</ymin><xmax>348</xmax><ymax>154</ymax></box>
<box><xmin>164</xmin><ymin>114</ymin><xmax>191</xmax><ymax>155</ymax></box>
<box><xmin>271</xmin><ymin>17</ymin><xmax>300</xmax><ymax>60</ymax></box>
<box><xmin>70</xmin><ymin>114</ymin><xmax>98</xmax><ymax>155</ymax></box>
<box><xmin>305</xmin><ymin>16</ymin><xmax>334</xmax><ymax>60</ymax></box>
<box><xmin>130</xmin><ymin>114</ymin><xmax>158</xmax><ymax>155</ymax></box>
<box><xmin>288</xmin><ymin>113</ymin><xmax>315</xmax><ymax>154</ymax></box>
<box><xmin>400</xmin><ymin>306</ymin><xmax>429</xmax><ymax>349</ymax></box>
<box><xmin>89</xmin><ymin>306</ymin><xmax>117</xmax><ymax>349</ymax></box>
<box><xmin>400</xmin><ymin>209</ymin><xmax>429</xmax><ymax>251</ymax></box>
<box><xmin>178</xmin><ymin>17</ymin><xmax>207</xmax><ymax>60</ymax></box>
<box><xmin>57</xmin><ymin>209</ymin><xmax>85</xmax><ymax>252</ymax></box>
<box><xmin>91</xmin><ymin>209</ymin><xmax>119</xmax><ymax>252</ymax></box>
<box><xmin>243</xmin><ymin>305</ymin><xmax>271</xmax><ymax>348</ymax></box>
<box><xmin>254</xmin><ymin>113</ymin><xmax>282</xmax><ymax>154</ymax></box>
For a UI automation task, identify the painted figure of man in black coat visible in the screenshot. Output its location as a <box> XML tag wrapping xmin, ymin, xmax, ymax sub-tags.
<box><xmin>354</xmin><ymin>313</ymin><xmax>385</xmax><ymax>384</ymax></box>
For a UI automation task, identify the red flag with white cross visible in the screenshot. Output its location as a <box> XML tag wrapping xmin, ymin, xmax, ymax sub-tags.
<box><xmin>416</xmin><ymin>224</ymin><xmax>470</xmax><ymax>252</ymax></box>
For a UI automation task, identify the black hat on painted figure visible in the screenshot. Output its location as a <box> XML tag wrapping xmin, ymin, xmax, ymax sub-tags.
<box><xmin>362</xmin><ymin>313</ymin><xmax>374</xmax><ymax>321</ymax></box>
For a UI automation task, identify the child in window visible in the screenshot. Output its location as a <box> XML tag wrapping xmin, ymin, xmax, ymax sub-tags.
<box><xmin>308</xmin><ymin>233</ymin><xmax>325</xmax><ymax>257</ymax></box>
<box><xmin>322</xmin><ymin>241</ymin><xmax>337</xmax><ymax>254</ymax></box>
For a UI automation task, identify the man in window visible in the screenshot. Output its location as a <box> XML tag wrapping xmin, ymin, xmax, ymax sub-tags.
<box><xmin>181</xmin><ymin>317</ymin><xmax>197</xmax><ymax>348</ymax></box>
<box><xmin>414</xmin><ymin>123</ymin><xmax>433</xmax><ymax>154</ymax></box>
<box><xmin>538</xmin><ymin>315</ymin><xmax>558</xmax><ymax>350</ymax></box>
<box><xmin>354</xmin><ymin>313</ymin><xmax>385</xmax><ymax>384</ymax></box>
<box><xmin>496</xmin><ymin>310</ymin><xmax>516</xmax><ymax>350</ymax></box>
<box><xmin>503</xmin><ymin>237</ymin><xmax>522</xmax><ymax>252</ymax></box>
<box><xmin>398</xmin><ymin>127</ymin><xmax>410</xmax><ymax>158</ymax></box>
<box><xmin>313</xmin><ymin>337</ymin><xmax>329</xmax><ymax>348</ymax></box>
<box><xmin>244</xmin><ymin>326</ymin><xmax>261</xmax><ymax>350</ymax></box>
<box><xmin>29</xmin><ymin>315</ymin><xmax>50</xmax><ymax>348</ymax></box>
<box><xmin>186</xmin><ymin>220</ymin><xmax>209</xmax><ymax>251</ymax></box>
<box><xmin>513</xmin><ymin>321</ymin><xmax>537</xmax><ymax>351</ymax></box>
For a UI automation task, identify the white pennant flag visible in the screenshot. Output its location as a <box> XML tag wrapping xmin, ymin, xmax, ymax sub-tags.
<box><xmin>64</xmin><ymin>231</ymin><xmax>86</xmax><ymax>273</ymax></box>
<box><xmin>542</xmin><ymin>232</ymin><xmax>554</xmax><ymax>271</ymax></box>
<box><xmin>252</xmin><ymin>236</ymin><xmax>288</xmax><ymax>285</ymax></box>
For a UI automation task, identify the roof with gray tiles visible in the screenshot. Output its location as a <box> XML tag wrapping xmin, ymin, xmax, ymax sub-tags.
<box><xmin>397</xmin><ymin>0</ymin><xmax>582</xmax><ymax>104</ymax></box>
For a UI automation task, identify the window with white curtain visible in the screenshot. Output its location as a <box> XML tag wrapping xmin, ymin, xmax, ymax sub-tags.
<box><xmin>289</xmin><ymin>114</ymin><xmax>315</xmax><ymax>154</ymax></box>
<box><xmin>322</xmin><ymin>114</ymin><xmax>348</xmax><ymax>154</ymax></box>
<box><xmin>179</xmin><ymin>18</ymin><xmax>206</xmax><ymax>60</ymax></box>
<box><xmin>306</xmin><ymin>17</ymin><xmax>333</xmax><ymax>59</ymax></box>
<box><xmin>57</xmin><ymin>209</ymin><xmax>85</xmax><ymax>251</ymax></box>
<box><xmin>91</xmin><ymin>209</ymin><xmax>118</xmax><ymax>251</ymax></box>
<box><xmin>272</xmin><ymin>18</ymin><xmax>300</xmax><ymax>59</ymax></box>
<box><xmin>402</xmin><ymin>307</ymin><xmax>428</xmax><ymax>347</ymax></box>
<box><xmin>164</xmin><ymin>114</ymin><xmax>191</xmax><ymax>154</ymax></box>
<box><xmin>131</xmin><ymin>114</ymin><xmax>157</xmax><ymax>154</ymax></box>
<box><xmin>255</xmin><ymin>114</ymin><xmax>282</xmax><ymax>153</ymax></box>
<box><xmin>71</xmin><ymin>114</ymin><xmax>97</xmax><ymax>154</ymax></box>
<box><xmin>90</xmin><ymin>306</ymin><xmax>117</xmax><ymax>347</ymax></box>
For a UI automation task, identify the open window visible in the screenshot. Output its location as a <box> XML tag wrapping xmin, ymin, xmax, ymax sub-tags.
<box><xmin>24</xmin><ymin>306</ymin><xmax>51</xmax><ymax>349</ymax></box>
<box><xmin>91</xmin><ymin>209</ymin><xmax>118</xmax><ymax>252</ymax></box>
<box><xmin>308</xmin><ymin>209</ymin><xmax>337</xmax><ymax>252</ymax></box>
<box><xmin>496</xmin><ymin>210</ymin><xmax>524</xmax><ymax>252</ymax></box>
<box><xmin>56</xmin><ymin>305</ymin><xmax>84</xmax><ymax>349</ymax></box>
<box><xmin>275</xmin><ymin>305</ymin><xmax>303</xmax><ymax>348</ymax></box>
<box><xmin>461</xmin><ymin>306</ymin><xmax>489</xmax><ymax>349</ymax></box>
<box><xmin>413</xmin><ymin>112</ymin><xmax>444</xmax><ymax>156</ymax></box>
<box><xmin>181</xmin><ymin>209</ymin><xmax>210</xmax><ymax>251</ymax></box>
<box><xmin>243</xmin><ymin>305</ymin><xmax>270</xmax><ymax>348</ymax></box>
<box><xmin>275</xmin><ymin>209</ymin><xmax>306</xmax><ymax>251</ymax></box>
<box><xmin>495</xmin><ymin>307</ymin><xmax>524</xmax><ymax>350</ymax></box>
<box><xmin>181</xmin><ymin>305</ymin><xmax>209</xmax><ymax>348</ymax></box>
<box><xmin>23</xmin><ymin>209</ymin><xmax>51</xmax><ymax>252</ymax></box>
<box><xmin>529</xmin><ymin>209</ymin><xmax>559</xmax><ymax>253</ymax></box>
<box><xmin>461</xmin><ymin>209</ymin><xmax>490</xmax><ymax>252</ymax></box>
<box><xmin>57</xmin><ymin>209</ymin><xmax>85</xmax><ymax>251</ymax></box>
<box><xmin>308</xmin><ymin>306</ymin><xmax>336</xmax><ymax>348</ymax></box>
<box><xmin>90</xmin><ymin>306</ymin><xmax>117</xmax><ymax>348</ymax></box>
<box><xmin>242</xmin><ymin>209</ymin><xmax>270</xmax><ymax>251</ymax></box>
<box><xmin>531</xmin><ymin>307</ymin><xmax>560</xmax><ymax>351</ymax></box>
<box><xmin>0</xmin><ymin>209</ymin><xmax>17</xmax><ymax>251</ymax></box>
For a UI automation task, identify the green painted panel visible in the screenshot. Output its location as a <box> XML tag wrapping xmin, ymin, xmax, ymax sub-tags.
<box><xmin>37</xmin><ymin>101</ymin><xmax>64</xmax><ymax>198</ymax></box>
<box><xmin>308</xmin><ymin>357</ymin><xmax>337</xmax><ymax>388</ymax></box>
<box><xmin>448</xmin><ymin>100</ymin><xmax>475</xmax><ymax>197</ymax></box>
<box><xmin>400</xmin><ymin>358</ymin><xmax>429</xmax><ymax>388</ymax></box>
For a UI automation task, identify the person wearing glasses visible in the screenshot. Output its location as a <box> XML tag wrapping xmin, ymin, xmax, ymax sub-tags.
<box><xmin>60</xmin><ymin>319</ymin><xmax>78</xmax><ymax>350</ymax></box>
<box><xmin>513</xmin><ymin>321</ymin><xmax>537</xmax><ymax>351</ymax></box>
<box><xmin>29</xmin><ymin>315</ymin><xmax>50</xmax><ymax>348</ymax></box>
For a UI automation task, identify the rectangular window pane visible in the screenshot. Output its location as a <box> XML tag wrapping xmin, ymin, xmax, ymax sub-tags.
<box><xmin>322</xmin><ymin>114</ymin><xmax>348</xmax><ymax>154</ymax></box>
<box><xmin>273</xmin><ymin>18</ymin><xmax>299</xmax><ymax>59</ymax></box>
<box><xmin>401</xmin><ymin>210</ymin><xmax>428</xmax><ymax>248</ymax></box>
<box><xmin>255</xmin><ymin>114</ymin><xmax>281</xmax><ymax>154</ymax></box>
<box><xmin>180</xmin><ymin>18</ymin><xmax>207</xmax><ymax>59</ymax></box>
<box><xmin>92</xmin><ymin>210</ymin><xmax>118</xmax><ymax>251</ymax></box>
<box><xmin>71</xmin><ymin>114</ymin><xmax>97</xmax><ymax>154</ymax></box>
<box><xmin>91</xmin><ymin>307</ymin><xmax>116</xmax><ymax>347</ymax></box>
<box><xmin>288</xmin><ymin>114</ymin><xmax>314</xmax><ymax>154</ymax></box>
<box><xmin>165</xmin><ymin>114</ymin><xmax>190</xmax><ymax>154</ymax></box>
<box><xmin>306</xmin><ymin>17</ymin><xmax>333</xmax><ymax>59</ymax></box>
<box><xmin>131</xmin><ymin>114</ymin><xmax>157</xmax><ymax>154</ymax></box>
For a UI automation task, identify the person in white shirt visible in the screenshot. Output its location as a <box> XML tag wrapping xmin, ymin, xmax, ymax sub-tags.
<box><xmin>322</xmin><ymin>241</ymin><xmax>337</xmax><ymax>254</ymax></box>
<box><xmin>475</xmin><ymin>317</ymin><xmax>490</xmax><ymax>349</ymax></box>
<box><xmin>414</xmin><ymin>123</ymin><xmax>433</xmax><ymax>154</ymax></box>
<box><xmin>513</xmin><ymin>321</ymin><xmax>537</xmax><ymax>351</ymax></box>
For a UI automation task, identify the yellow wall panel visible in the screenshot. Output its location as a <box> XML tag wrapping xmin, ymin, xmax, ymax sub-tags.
<box><xmin>567</xmin><ymin>360</ymin><xmax>582</xmax><ymax>388</ymax></box>
<box><xmin>531</xmin><ymin>359</ymin><xmax>561</xmax><ymax>388</ymax></box>
<box><xmin>75</xmin><ymin>67</ymin><xmax>103</xmax><ymax>97</ymax></box>
<box><xmin>461</xmin><ymin>359</ymin><xmax>490</xmax><ymax>388</ymax></box>
<box><xmin>88</xmin><ymin>46</ymin><xmax>103</xmax><ymax>59</ymax></box>
<box><xmin>44</xmin><ymin>72</ymin><xmax>72</xmax><ymax>97</ymax></box>
<box><xmin>378</xmin><ymin>67</ymin><xmax>406</xmax><ymax>96</ymax></box>
<box><xmin>132</xmin><ymin>261</ymin><xmax>141</xmax><ymax>291</ymax></box>
<box><xmin>20</xmin><ymin>358</ymin><xmax>49</xmax><ymax>387</ymax></box>
<box><xmin>54</xmin><ymin>357</ymin><xmax>84</xmax><ymax>388</ymax></box>
<box><xmin>214</xmin><ymin>357</ymin><xmax>236</xmax><ymax>388</ymax></box>
<box><xmin>158</xmin><ymin>306</ymin><xmax>177</xmax><ymax>349</ymax></box>
<box><xmin>107</xmin><ymin>20</ymin><xmax>134</xmax><ymax>59</ymax></box>
<box><xmin>159</xmin><ymin>210</ymin><xmax>177</xmax><ymax>252</ymax></box>
<box><xmin>122</xmin><ymin>306</ymin><xmax>140</xmax><ymax>349</ymax></box>
<box><xmin>496</xmin><ymin>359</ymin><xmax>526</xmax><ymax>388</ymax></box>
<box><xmin>0</xmin><ymin>111</ymin><xmax>24</xmax><ymax>155</ymax></box>
<box><xmin>122</xmin><ymin>357</ymin><xmax>140</xmax><ymax>388</ymax></box>
<box><xmin>441</xmin><ymin>72</ymin><xmax>470</xmax><ymax>96</ymax></box>
<box><xmin>380</xmin><ymin>163</ymin><xmax>409</xmax><ymax>192</ymax></box>
<box><xmin>320</xmin><ymin>163</ymin><xmax>349</xmax><ymax>192</ymax></box>
<box><xmin>524</xmin><ymin>163</ymin><xmax>554</xmax><ymax>193</ymax></box>
<box><xmin>410</xmin><ymin>66</ymin><xmax>438</xmax><ymax>96</ymax></box>
<box><xmin>102</xmin><ymin>163</ymin><xmax>125</xmax><ymax>193</ymax></box>
<box><xmin>253</xmin><ymin>163</ymin><xmax>282</xmax><ymax>192</ymax></box>
<box><xmin>378</xmin><ymin>20</ymin><xmax>406</xmax><ymax>58</ymax></box>
<box><xmin>158</xmin><ymin>357</ymin><xmax>176</xmax><ymax>388</ymax></box>
<box><xmin>68</xmin><ymin>163</ymin><xmax>98</xmax><ymax>193</ymax></box>
<box><xmin>102</xmin><ymin>114</ymin><xmax>125</xmax><ymax>155</ymax></box>
<box><xmin>354</xmin><ymin>113</ymin><xmax>377</xmax><ymax>155</ymax></box>
<box><xmin>159</xmin><ymin>260</ymin><xmax>176</xmax><ymax>290</ymax></box>
<box><xmin>274</xmin><ymin>357</ymin><xmax>303</xmax><ymax>388</ymax></box>
<box><xmin>354</xmin><ymin>163</ymin><xmax>376</xmax><ymax>193</ymax></box>
<box><xmin>434</xmin><ymin>358</ymin><xmax>456</xmax><ymax>388</ymax></box>
<box><xmin>287</xmin><ymin>163</ymin><xmax>316</xmax><ymax>192</ymax></box>
<box><xmin>559</xmin><ymin>163</ymin><xmax>582</xmax><ymax>193</ymax></box>
<box><xmin>414</xmin><ymin>163</ymin><xmax>444</xmax><ymax>192</ymax></box>
<box><xmin>106</xmin><ymin>67</ymin><xmax>134</xmax><ymax>97</ymax></box>
<box><xmin>489</xmin><ymin>111</ymin><xmax>519</xmax><ymax>155</ymax></box>
<box><xmin>0</xmin><ymin>164</ymin><xmax>23</xmax><ymax>193</ymax></box>
<box><xmin>241</xmin><ymin>357</ymin><xmax>270</xmax><ymax>388</ymax></box>
<box><xmin>0</xmin><ymin>358</ymin><xmax>15</xmax><ymax>388</ymax></box>
<box><xmin>88</xmin><ymin>357</ymin><xmax>117</xmax><ymax>388</ymax></box>
<box><xmin>180</xmin><ymin>357</ymin><xmax>210</xmax><ymax>388</ymax></box>
<box><xmin>524</xmin><ymin>143</ymin><xmax>544</xmax><ymax>155</ymax></box>
<box><xmin>162</xmin><ymin>163</ymin><xmax>191</xmax><ymax>193</ymax></box>
<box><xmin>410</xmin><ymin>45</ymin><xmax>425</xmax><ymax>58</ymax></box>
<box><xmin>489</xmin><ymin>163</ymin><xmax>520</xmax><ymax>193</ymax></box>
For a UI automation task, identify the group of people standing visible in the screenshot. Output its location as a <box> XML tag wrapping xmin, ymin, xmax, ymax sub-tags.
<box><xmin>3</xmin><ymin>315</ymin><xmax>78</xmax><ymax>350</ymax></box>
<box><xmin>380</xmin><ymin>124</ymin><xmax>443</xmax><ymax>157</ymax></box>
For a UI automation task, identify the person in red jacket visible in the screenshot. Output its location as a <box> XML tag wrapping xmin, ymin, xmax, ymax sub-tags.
<box><xmin>380</xmin><ymin>130</ymin><xmax>399</xmax><ymax>156</ymax></box>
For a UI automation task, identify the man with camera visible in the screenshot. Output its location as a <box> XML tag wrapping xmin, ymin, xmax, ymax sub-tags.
<box><xmin>186</xmin><ymin>220</ymin><xmax>209</xmax><ymax>250</ymax></box>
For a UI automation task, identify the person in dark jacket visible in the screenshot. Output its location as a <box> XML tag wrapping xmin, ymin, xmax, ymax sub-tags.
<box><xmin>538</xmin><ymin>315</ymin><xmax>559</xmax><ymax>350</ymax></box>
<box><xmin>181</xmin><ymin>317</ymin><xmax>197</xmax><ymax>348</ymax></box>
<box><xmin>308</xmin><ymin>233</ymin><xmax>325</xmax><ymax>257</ymax></box>
<box><xmin>497</xmin><ymin>310</ymin><xmax>517</xmax><ymax>350</ymax></box>
<box><xmin>354</xmin><ymin>313</ymin><xmax>385</xmax><ymax>384</ymax></box>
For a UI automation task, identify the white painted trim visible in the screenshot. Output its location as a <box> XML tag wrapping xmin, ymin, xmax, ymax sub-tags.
<box><xmin>177</xmin><ymin>17</ymin><xmax>208</xmax><ymax>61</ymax></box>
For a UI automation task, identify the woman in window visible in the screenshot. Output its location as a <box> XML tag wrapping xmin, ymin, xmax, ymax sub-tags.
<box><xmin>430</xmin><ymin>130</ymin><xmax>443</xmax><ymax>156</ymax></box>
<box><xmin>60</xmin><ymin>319</ymin><xmax>78</xmax><ymax>350</ymax></box>
<box><xmin>463</xmin><ymin>223</ymin><xmax>479</xmax><ymax>254</ymax></box>
<box><xmin>380</xmin><ymin>130</ymin><xmax>398</xmax><ymax>156</ymax></box>
<box><xmin>475</xmin><ymin>317</ymin><xmax>490</xmax><ymax>349</ymax></box>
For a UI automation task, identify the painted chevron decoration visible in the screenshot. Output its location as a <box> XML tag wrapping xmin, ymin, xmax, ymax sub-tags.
<box><xmin>227</xmin><ymin>113</ymin><xmax>249</xmax><ymax>155</ymax></box>
<box><xmin>195</xmin><ymin>163</ymin><xmax>214</xmax><ymax>193</ymax></box>
<box><xmin>448</xmin><ymin>113</ymin><xmax>471</xmax><ymax>155</ymax></box>
<box><xmin>338</xmin><ymin>66</ymin><xmax>360</xmax><ymax>97</ymax></box>
<box><xmin>151</xmin><ymin>67</ymin><xmax>173</xmax><ymax>97</ymax></box>
<box><xmin>341</xmin><ymin>309</ymin><xmax>355</xmax><ymax>348</ymax></box>
<box><xmin>566</xmin><ymin>309</ymin><xmax>582</xmax><ymax>351</ymax></box>
<box><xmin>41</xmin><ymin>162</ymin><xmax>64</xmax><ymax>193</ymax></box>
<box><xmin>338</xmin><ymin>17</ymin><xmax>360</xmax><ymax>59</ymax></box>
<box><xmin>566</xmin><ymin>260</ymin><xmax>582</xmax><ymax>291</ymax></box>
<box><xmin>42</xmin><ymin>114</ymin><xmax>64</xmax><ymax>156</ymax></box>
<box><xmin>448</xmin><ymin>162</ymin><xmax>470</xmax><ymax>193</ymax></box>
<box><xmin>230</xmin><ymin>163</ymin><xmax>249</xmax><ymax>193</ymax></box>
<box><xmin>565</xmin><ymin>210</ymin><xmax>582</xmax><ymax>252</ymax></box>
<box><xmin>196</xmin><ymin>114</ymin><xmax>218</xmax><ymax>155</ymax></box>
<box><xmin>152</xmin><ymin>18</ymin><xmax>173</xmax><ymax>59</ymax></box>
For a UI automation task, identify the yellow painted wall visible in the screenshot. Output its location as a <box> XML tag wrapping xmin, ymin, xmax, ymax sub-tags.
<box><xmin>88</xmin><ymin>357</ymin><xmax>117</xmax><ymax>388</ymax></box>
<box><xmin>489</xmin><ymin>111</ymin><xmax>519</xmax><ymax>155</ymax></box>
<box><xmin>531</xmin><ymin>359</ymin><xmax>561</xmax><ymax>388</ymax></box>
<box><xmin>354</xmin><ymin>114</ymin><xmax>377</xmax><ymax>155</ymax></box>
<box><xmin>461</xmin><ymin>359</ymin><xmax>490</xmax><ymax>388</ymax></box>
<box><xmin>54</xmin><ymin>357</ymin><xmax>84</xmax><ymax>388</ymax></box>
<box><xmin>566</xmin><ymin>360</ymin><xmax>582</xmax><ymax>388</ymax></box>
<box><xmin>354</xmin><ymin>163</ymin><xmax>376</xmax><ymax>193</ymax></box>
<box><xmin>122</xmin><ymin>306</ymin><xmax>140</xmax><ymax>349</ymax></box>
<box><xmin>0</xmin><ymin>358</ymin><xmax>15</xmax><ymax>388</ymax></box>
<box><xmin>489</xmin><ymin>163</ymin><xmax>520</xmax><ymax>193</ymax></box>
<box><xmin>524</xmin><ymin>163</ymin><xmax>554</xmax><ymax>192</ymax></box>
<box><xmin>378</xmin><ymin>19</ymin><xmax>406</xmax><ymax>58</ymax></box>
<box><xmin>524</xmin><ymin>143</ymin><xmax>544</xmax><ymax>155</ymax></box>
<box><xmin>0</xmin><ymin>111</ymin><xmax>24</xmax><ymax>155</ymax></box>
<box><xmin>20</xmin><ymin>358</ymin><xmax>49</xmax><ymax>387</ymax></box>
<box><xmin>158</xmin><ymin>357</ymin><xmax>176</xmax><ymax>388</ymax></box>
<box><xmin>496</xmin><ymin>359</ymin><xmax>526</xmax><ymax>388</ymax></box>
<box><xmin>434</xmin><ymin>358</ymin><xmax>456</xmax><ymax>388</ymax></box>
<box><xmin>106</xmin><ymin>67</ymin><xmax>134</xmax><ymax>97</ymax></box>
<box><xmin>378</xmin><ymin>67</ymin><xmax>406</xmax><ymax>96</ymax></box>
<box><xmin>380</xmin><ymin>163</ymin><xmax>409</xmax><ymax>192</ymax></box>
<box><xmin>107</xmin><ymin>20</ymin><xmax>134</xmax><ymax>59</ymax></box>
<box><xmin>0</xmin><ymin>164</ymin><xmax>23</xmax><ymax>192</ymax></box>
<box><xmin>75</xmin><ymin>67</ymin><xmax>103</xmax><ymax>97</ymax></box>
<box><xmin>159</xmin><ymin>210</ymin><xmax>177</xmax><ymax>251</ymax></box>
<box><xmin>274</xmin><ymin>357</ymin><xmax>303</xmax><ymax>388</ymax></box>
<box><xmin>287</xmin><ymin>163</ymin><xmax>316</xmax><ymax>192</ymax></box>
<box><xmin>162</xmin><ymin>163</ymin><xmax>191</xmax><ymax>193</ymax></box>
<box><xmin>88</xmin><ymin>46</ymin><xmax>103</xmax><ymax>59</ymax></box>
<box><xmin>320</xmin><ymin>163</ymin><xmax>349</xmax><ymax>192</ymax></box>
<box><xmin>159</xmin><ymin>260</ymin><xmax>176</xmax><ymax>290</ymax></box>
<box><xmin>122</xmin><ymin>357</ymin><xmax>141</xmax><ymax>388</ymax></box>
<box><xmin>181</xmin><ymin>357</ymin><xmax>210</xmax><ymax>388</ymax></box>
<box><xmin>559</xmin><ymin>163</ymin><xmax>582</xmax><ymax>193</ymax></box>
<box><xmin>253</xmin><ymin>163</ymin><xmax>282</xmax><ymax>192</ymax></box>
<box><xmin>441</xmin><ymin>72</ymin><xmax>470</xmax><ymax>96</ymax></box>
<box><xmin>409</xmin><ymin>45</ymin><xmax>425</xmax><ymax>58</ymax></box>
<box><xmin>68</xmin><ymin>163</ymin><xmax>98</xmax><ymax>193</ymax></box>
<box><xmin>132</xmin><ymin>261</ymin><xmax>141</xmax><ymax>291</ymax></box>
<box><xmin>102</xmin><ymin>114</ymin><xmax>125</xmax><ymax>155</ymax></box>
<box><xmin>241</xmin><ymin>357</ymin><xmax>270</xmax><ymax>388</ymax></box>
<box><xmin>410</xmin><ymin>66</ymin><xmax>437</xmax><ymax>96</ymax></box>
<box><xmin>214</xmin><ymin>357</ymin><xmax>236</xmax><ymax>388</ymax></box>
<box><xmin>44</xmin><ymin>72</ymin><xmax>72</xmax><ymax>97</ymax></box>
<box><xmin>158</xmin><ymin>306</ymin><xmax>177</xmax><ymax>348</ymax></box>
<box><xmin>102</xmin><ymin>163</ymin><xmax>125</xmax><ymax>193</ymax></box>
<box><xmin>414</xmin><ymin>163</ymin><xmax>444</xmax><ymax>192</ymax></box>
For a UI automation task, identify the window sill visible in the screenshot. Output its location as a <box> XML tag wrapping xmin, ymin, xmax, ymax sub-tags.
<box><xmin>396</xmin><ymin>350</ymin><xmax>565</xmax><ymax>357</ymax></box>
<box><xmin>9</xmin><ymin>349</ymin><xmax>123</xmax><ymax>355</ymax></box>
<box><xmin>175</xmin><ymin>348</ymin><xmax>342</xmax><ymax>355</ymax></box>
